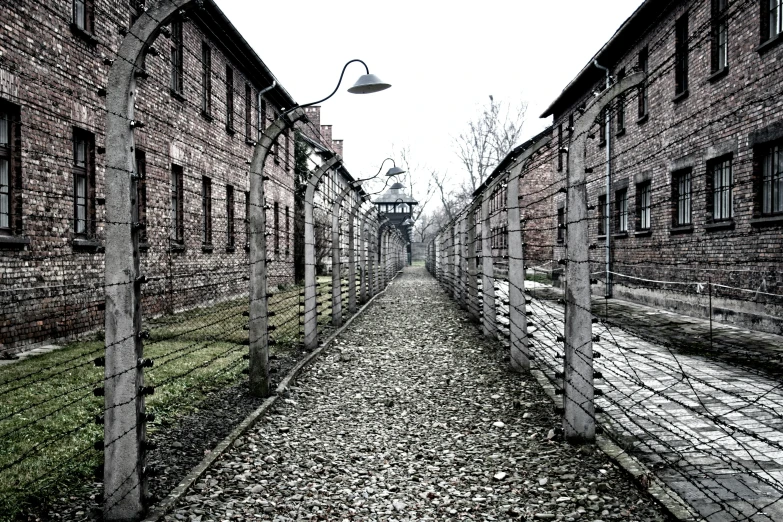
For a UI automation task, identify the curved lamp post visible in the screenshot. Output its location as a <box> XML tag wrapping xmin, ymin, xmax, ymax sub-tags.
<box><xmin>251</xmin><ymin>59</ymin><xmax>390</xmax><ymax>390</ymax></box>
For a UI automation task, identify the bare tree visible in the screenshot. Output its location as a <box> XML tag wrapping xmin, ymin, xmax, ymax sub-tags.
<box><xmin>454</xmin><ymin>95</ymin><xmax>527</xmax><ymax>193</ymax></box>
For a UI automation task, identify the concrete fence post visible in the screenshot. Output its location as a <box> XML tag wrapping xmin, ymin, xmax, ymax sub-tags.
<box><xmin>459</xmin><ymin>216</ymin><xmax>468</xmax><ymax>309</ymax></box>
<box><xmin>466</xmin><ymin>207</ymin><xmax>479</xmax><ymax>322</ymax></box>
<box><xmin>304</xmin><ymin>155</ymin><xmax>342</xmax><ymax>350</ymax></box>
<box><xmin>249</xmin><ymin>109</ymin><xmax>306</xmax><ymax>397</ymax></box>
<box><xmin>562</xmin><ymin>72</ymin><xmax>643</xmax><ymax>443</ymax></box>
<box><xmin>507</xmin><ymin>136</ymin><xmax>551</xmax><ymax>373</ymax></box>
<box><xmin>103</xmin><ymin>2</ymin><xmax>193</xmax><ymax>519</ymax></box>
<box><xmin>480</xmin><ymin>194</ymin><xmax>498</xmax><ymax>338</ymax></box>
<box><xmin>359</xmin><ymin>210</ymin><xmax>369</xmax><ymax>303</ymax></box>
<box><xmin>452</xmin><ymin>223</ymin><xmax>460</xmax><ymax>300</ymax></box>
<box><xmin>331</xmin><ymin>183</ymin><xmax>356</xmax><ymax>327</ymax></box>
<box><xmin>348</xmin><ymin>198</ymin><xmax>362</xmax><ymax>313</ymax></box>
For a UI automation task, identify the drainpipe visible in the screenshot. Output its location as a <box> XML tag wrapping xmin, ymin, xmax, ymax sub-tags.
<box><xmin>594</xmin><ymin>60</ymin><xmax>612</xmax><ymax>298</ymax></box>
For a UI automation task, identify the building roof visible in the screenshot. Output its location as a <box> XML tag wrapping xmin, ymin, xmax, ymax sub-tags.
<box><xmin>472</xmin><ymin>126</ymin><xmax>553</xmax><ymax>198</ymax></box>
<box><xmin>540</xmin><ymin>0</ymin><xmax>671</xmax><ymax>119</ymax></box>
<box><xmin>194</xmin><ymin>1</ymin><xmax>296</xmax><ymax>110</ymax></box>
<box><xmin>373</xmin><ymin>183</ymin><xmax>418</xmax><ymax>204</ymax></box>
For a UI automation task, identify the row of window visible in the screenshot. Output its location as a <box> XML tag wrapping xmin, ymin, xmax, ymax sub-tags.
<box><xmin>554</xmin><ymin>144</ymin><xmax>783</xmax><ymax>241</ymax></box>
<box><xmin>377</xmin><ymin>203</ymin><xmax>412</xmax><ymax>214</ymax></box>
<box><xmin>557</xmin><ymin>1</ymin><xmax>783</xmax><ymax>170</ymax></box>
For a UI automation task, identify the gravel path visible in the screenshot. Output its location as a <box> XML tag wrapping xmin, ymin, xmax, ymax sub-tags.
<box><xmin>163</xmin><ymin>267</ymin><xmax>668</xmax><ymax>522</ymax></box>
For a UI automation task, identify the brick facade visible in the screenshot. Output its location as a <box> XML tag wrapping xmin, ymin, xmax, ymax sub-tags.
<box><xmin>545</xmin><ymin>0</ymin><xmax>783</xmax><ymax>333</ymax></box>
<box><xmin>0</xmin><ymin>0</ymin><xmax>303</xmax><ymax>353</ymax></box>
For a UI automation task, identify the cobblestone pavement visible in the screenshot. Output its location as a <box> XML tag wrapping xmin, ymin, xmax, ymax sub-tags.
<box><xmin>491</xmin><ymin>282</ymin><xmax>783</xmax><ymax>522</ymax></box>
<box><xmin>162</xmin><ymin>268</ymin><xmax>668</xmax><ymax>522</ymax></box>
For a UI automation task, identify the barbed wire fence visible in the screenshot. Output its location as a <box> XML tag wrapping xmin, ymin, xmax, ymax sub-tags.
<box><xmin>427</xmin><ymin>5</ymin><xmax>783</xmax><ymax>516</ymax></box>
<box><xmin>0</xmin><ymin>1</ymin><xmax>407</xmax><ymax>520</ymax></box>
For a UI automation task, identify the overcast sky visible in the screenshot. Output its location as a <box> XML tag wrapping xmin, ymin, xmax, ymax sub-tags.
<box><xmin>215</xmin><ymin>0</ymin><xmax>641</xmax><ymax>202</ymax></box>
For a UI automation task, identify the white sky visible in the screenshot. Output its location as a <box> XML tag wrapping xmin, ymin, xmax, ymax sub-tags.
<box><xmin>215</xmin><ymin>0</ymin><xmax>642</xmax><ymax>201</ymax></box>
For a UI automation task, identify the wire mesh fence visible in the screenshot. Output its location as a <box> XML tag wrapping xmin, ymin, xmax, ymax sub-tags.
<box><xmin>0</xmin><ymin>1</ymin><xmax>407</xmax><ymax>519</ymax></box>
<box><xmin>427</xmin><ymin>31</ymin><xmax>783</xmax><ymax>519</ymax></box>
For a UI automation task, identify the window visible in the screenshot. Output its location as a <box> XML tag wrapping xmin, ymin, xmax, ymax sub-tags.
<box><xmin>637</xmin><ymin>181</ymin><xmax>651</xmax><ymax>230</ymax></box>
<box><xmin>272</xmin><ymin>108</ymin><xmax>279</xmax><ymax>162</ymax></box>
<box><xmin>244</xmin><ymin>190</ymin><xmax>250</xmax><ymax>247</ymax></box>
<box><xmin>675</xmin><ymin>15</ymin><xmax>689</xmax><ymax>96</ymax></box>
<box><xmin>245</xmin><ymin>83</ymin><xmax>252</xmax><ymax>141</ymax></box>
<box><xmin>0</xmin><ymin>102</ymin><xmax>20</xmax><ymax>236</ymax></box>
<box><xmin>73</xmin><ymin>129</ymin><xmax>95</xmax><ymax>237</ymax></box>
<box><xmin>616</xmin><ymin>68</ymin><xmax>626</xmax><ymax>134</ymax></box>
<box><xmin>709</xmin><ymin>156</ymin><xmax>733</xmax><ymax>221</ymax></box>
<box><xmin>135</xmin><ymin>150</ymin><xmax>147</xmax><ymax>243</ymax></box>
<box><xmin>171</xmin><ymin>165</ymin><xmax>184</xmax><ymax>243</ymax></box>
<box><xmin>638</xmin><ymin>47</ymin><xmax>649</xmax><ymax>118</ymax></box>
<box><xmin>761</xmin><ymin>142</ymin><xmax>783</xmax><ymax>215</ymax></box>
<box><xmin>273</xmin><ymin>201</ymin><xmax>280</xmax><ymax>252</ymax></box>
<box><xmin>225</xmin><ymin>66</ymin><xmax>234</xmax><ymax>132</ymax></box>
<box><xmin>762</xmin><ymin>0</ymin><xmax>783</xmax><ymax>42</ymax></box>
<box><xmin>598</xmin><ymin>108</ymin><xmax>607</xmax><ymax>145</ymax></box>
<box><xmin>557</xmin><ymin>124</ymin><xmax>563</xmax><ymax>172</ymax></box>
<box><xmin>616</xmin><ymin>188</ymin><xmax>628</xmax><ymax>232</ymax></box>
<box><xmin>673</xmin><ymin>169</ymin><xmax>692</xmax><ymax>226</ymax></box>
<box><xmin>285</xmin><ymin>129</ymin><xmax>290</xmax><ymax>170</ymax></box>
<box><xmin>598</xmin><ymin>195</ymin><xmax>608</xmax><ymax>236</ymax></box>
<box><xmin>73</xmin><ymin>0</ymin><xmax>93</xmax><ymax>33</ymax></box>
<box><xmin>202</xmin><ymin>177</ymin><xmax>212</xmax><ymax>245</ymax></box>
<box><xmin>712</xmin><ymin>0</ymin><xmax>729</xmax><ymax>72</ymax></box>
<box><xmin>285</xmin><ymin>206</ymin><xmax>290</xmax><ymax>255</ymax></box>
<box><xmin>226</xmin><ymin>185</ymin><xmax>235</xmax><ymax>249</ymax></box>
<box><xmin>557</xmin><ymin>207</ymin><xmax>565</xmax><ymax>242</ymax></box>
<box><xmin>170</xmin><ymin>20</ymin><xmax>183</xmax><ymax>95</ymax></box>
<box><xmin>257</xmin><ymin>96</ymin><xmax>267</xmax><ymax>140</ymax></box>
<box><xmin>201</xmin><ymin>43</ymin><xmax>211</xmax><ymax>116</ymax></box>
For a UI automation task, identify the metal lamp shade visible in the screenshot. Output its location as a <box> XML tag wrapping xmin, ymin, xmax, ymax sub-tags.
<box><xmin>385</xmin><ymin>166</ymin><xmax>406</xmax><ymax>176</ymax></box>
<box><xmin>347</xmin><ymin>73</ymin><xmax>391</xmax><ymax>94</ymax></box>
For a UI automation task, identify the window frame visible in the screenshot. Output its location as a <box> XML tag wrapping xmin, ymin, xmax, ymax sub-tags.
<box><xmin>245</xmin><ymin>83</ymin><xmax>253</xmax><ymax>142</ymax></box>
<box><xmin>201</xmin><ymin>42</ymin><xmax>212</xmax><ymax>117</ymax></box>
<box><xmin>616</xmin><ymin>68</ymin><xmax>626</xmax><ymax>134</ymax></box>
<box><xmin>616</xmin><ymin>188</ymin><xmax>629</xmax><ymax>232</ymax></box>
<box><xmin>202</xmin><ymin>176</ymin><xmax>212</xmax><ymax>246</ymax></box>
<box><xmin>285</xmin><ymin>205</ymin><xmax>290</xmax><ymax>255</ymax></box>
<box><xmin>708</xmin><ymin>155</ymin><xmax>733</xmax><ymax>221</ymax></box>
<box><xmin>225</xmin><ymin>65</ymin><xmax>234</xmax><ymax>133</ymax></box>
<box><xmin>73</xmin><ymin>128</ymin><xmax>95</xmax><ymax>238</ymax></box>
<box><xmin>556</xmin><ymin>207</ymin><xmax>565</xmax><ymax>242</ymax></box>
<box><xmin>72</xmin><ymin>0</ymin><xmax>94</xmax><ymax>34</ymax></box>
<box><xmin>226</xmin><ymin>184</ymin><xmax>235</xmax><ymax>249</ymax></box>
<box><xmin>762</xmin><ymin>0</ymin><xmax>783</xmax><ymax>43</ymax></box>
<box><xmin>273</xmin><ymin>201</ymin><xmax>280</xmax><ymax>253</ymax></box>
<box><xmin>170</xmin><ymin>20</ymin><xmax>184</xmax><ymax>96</ymax></box>
<box><xmin>0</xmin><ymin>101</ymin><xmax>21</xmax><ymax>237</ymax></box>
<box><xmin>170</xmin><ymin>164</ymin><xmax>184</xmax><ymax>244</ymax></box>
<box><xmin>638</xmin><ymin>46</ymin><xmax>649</xmax><ymax>119</ymax></box>
<box><xmin>675</xmin><ymin>14</ymin><xmax>689</xmax><ymax>97</ymax></box>
<box><xmin>711</xmin><ymin>0</ymin><xmax>730</xmax><ymax>74</ymax></box>
<box><xmin>760</xmin><ymin>140</ymin><xmax>783</xmax><ymax>216</ymax></box>
<box><xmin>597</xmin><ymin>194</ymin><xmax>608</xmax><ymax>236</ymax></box>
<box><xmin>672</xmin><ymin>168</ymin><xmax>693</xmax><ymax>226</ymax></box>
<box><xmin>636</xmin><ymin>181</ymin><xmax>652</xmax><ymax>231</ymax></box>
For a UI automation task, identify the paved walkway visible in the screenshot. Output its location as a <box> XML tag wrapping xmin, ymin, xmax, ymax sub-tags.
<box><xmin>162</xmin><ymin>268</ymin><xmax>667</xmax><ymax>522</ymax></box>
<box><xmin>490</xmin><ymin>283</ymin><xmax>783</xmax><ymax>522</ymax></box>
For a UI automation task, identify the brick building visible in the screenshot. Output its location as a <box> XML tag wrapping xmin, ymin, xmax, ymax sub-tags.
<box><xmin>544</xmin><ymin>0</ymin><xmax>783</xmax><ymax>334</ymax></box>
<box><xmin>0</xmin><ymin>0</ymin><xmax>313</xmax><ymax>353</ymax></box>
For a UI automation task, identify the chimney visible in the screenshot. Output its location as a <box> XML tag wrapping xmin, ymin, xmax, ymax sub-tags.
<box><xmin>332</xmin><ymin>139</ymin><xmax>343</xmax><ymax>158</ymax></box>
<box><xmin>320</xmin><ymin>125</ymin><xmax>333</xmax><ymax>151</ymax></box>
<box><xmin>304</xmin><ymin>106</ymin><xmax>321</xmax><ymax>129</ymax></box>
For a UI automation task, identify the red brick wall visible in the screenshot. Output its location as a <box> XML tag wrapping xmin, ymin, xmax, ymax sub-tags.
<box><xmin>0</xmin><ymin>0</ymin><xmax>297</xmax><ymax>352</ymax></box>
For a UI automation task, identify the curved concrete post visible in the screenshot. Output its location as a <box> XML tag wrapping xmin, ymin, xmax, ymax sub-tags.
<box><xmin>466</xmin><ymin>206</ymin><xmax>479</xmax><ymax>322</ymax></box>
<box><xmin>459</xmin><ymin>215</ymin><xmax>468</xmax><ymax>309</ymax></box>
<box><xmin>507</xmin><ymin>135</ymin><xmax>551</xmax><ymax>373</ymax></box>
<box><xmin>304</xmin><ymin>155</ymin><xmax>342</xmax><ymax>350</ymax></box>
<box><xmin>452</xmin><ymin>222</ymin><xmax>460</xmax><ymax>300</ymax></box>
<box><xmin>361</xmin><ymin>211</ymin><xmax>374</xmax><ymax>300</ymax></box>
<box><xmin>331</xmin><ymin>183</ymin><xmax>356</xmax><ymax>327</ymax></box>
<box><xmin>249</xmin><ymin>108</ymin><xmax>306</xmax><ymax>397</ymax></box>
<box><xmin>347</xmin><ymin>198</ymin><xmax>363</xmax><ymax>313</ymax></box>
<box><xmin>562</xmin><ymin>72</ymin><xmax>643</xmax><ymax>443</ymax></box>
<box><xmin>104</xmin><ymin>2</ymin><xmax>194</xmax><ymax>518</ymax></box>
<box><xmin>480</xmin><ymin>194</ymin><xmax>497</xmax><ymax>338</ymax></box>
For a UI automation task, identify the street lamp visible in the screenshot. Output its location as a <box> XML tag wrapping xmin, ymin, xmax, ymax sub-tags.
<box><xmin>249</xmin><ymin>59</ymin><xmax>391</xmax><ymax>395</ymax></box>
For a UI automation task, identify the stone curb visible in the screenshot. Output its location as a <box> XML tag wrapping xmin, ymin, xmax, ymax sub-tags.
<box><xmin>141</xmin><ymin>276</ymin><xmax>398</xmax><ymax>522</ymax></box>
<box><xmin>529</xmin><ymin>369</ymin><xmax>704</xmax><ymax>522</ymax></box>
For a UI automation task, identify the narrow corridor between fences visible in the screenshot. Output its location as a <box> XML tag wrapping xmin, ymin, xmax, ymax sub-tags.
<box><xmin>156</xmin><ymin>267</ymin><xmax>668</xmax><ymax>522</ymax></box>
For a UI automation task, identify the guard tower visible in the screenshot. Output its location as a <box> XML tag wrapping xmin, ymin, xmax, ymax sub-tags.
<box><xmin>374</xmin><ymin>182</ymin><xmax>418</xmax><ymax>264</ymax></box>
